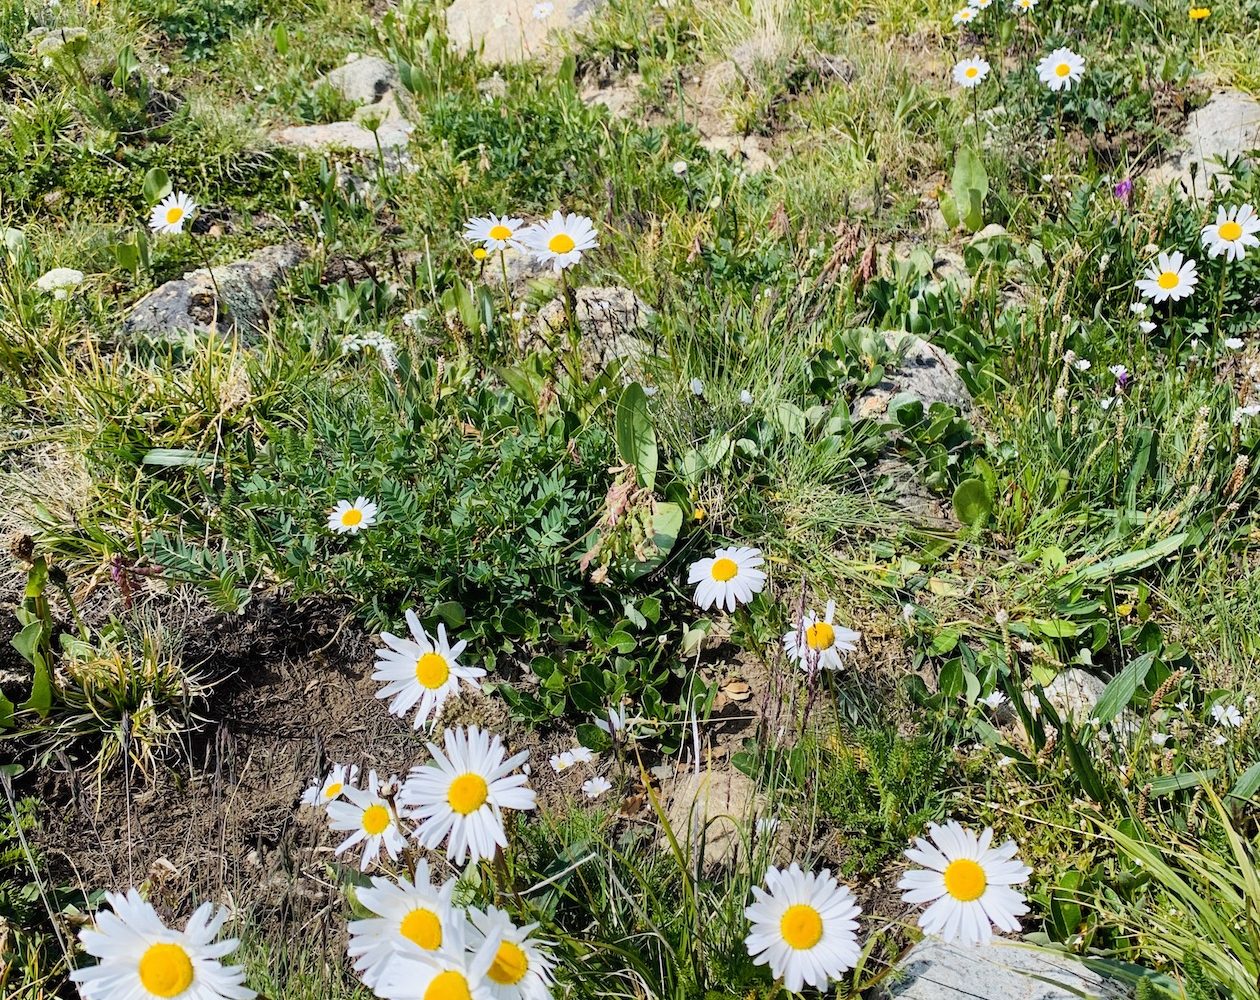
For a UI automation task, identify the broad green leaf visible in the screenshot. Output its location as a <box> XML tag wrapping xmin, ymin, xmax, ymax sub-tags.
<box><xmin>1228</xmin><ymin>761</ymin><xmax>1260</xmax><ymax>804</ymax></box>
<box><xmin>1093</xmin><ymin>651</ymin><xmax>1156</xmax><ymax>724</ymax></box>
<box><xmin>142</xmin><ymin>167</ymin><xmax>172</xmax><ymax>206</ymax></box>
<box><xmin>615</xmin><ymin>383</ymin><xmax>657</xmax><ymax>490</ymax></box>
<box><xmin>1149</xmin><ymin>769</ymin><xmax>1217</xmax><ymax>798</ymax></box>
<box><xmin>1027</xmin><ymin>618</ymin><xmax>1082</xmax><ymax>638</ymax></box>
<box><xmin>1074</xmin><ymin>533</ymin><xmax>1188</xmax><ymax>582</ymax></box>
<box><xmin>142</xmin><ymin>448</ymin><xmax>214</xmax><ymax>468</ymax></box>
<box><xmin>952</xmin><ymin>478</ymin><xmax>992</xmax><ymax>525</ymax></box>
<box><xmin>575</xmin><ymin>722</ymin><xmax>612</xmax><ymax>752</ymax></box>
<box><xmin>622</xmin><ymin>502</ymin><xmax>682</xmax><ymax>581</ymax></box>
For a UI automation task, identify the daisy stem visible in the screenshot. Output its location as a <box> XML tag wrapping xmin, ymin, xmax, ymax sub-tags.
<box><xmin>192</xmin><ymin>233</ymin><xmax>224</xmax><ymax>331</ymax></box>
<box><xmin>1213</xmin><ymin>257</ymin><xmax>1228</xmax><ymax>341</ymax></box>
<box><xmin>500</xmin><ymin>248</ymin><xmax>514</xmax><ymax>330</ymax></box>
<box><xmin>558</xmin><ymin>266</ymin><xmax>583</xmax><ymax>387</ymax></box>
<box><xmin>972</xmin><ymin>87</ymin><xmax>980</xmax><ymax>148</ymax></box>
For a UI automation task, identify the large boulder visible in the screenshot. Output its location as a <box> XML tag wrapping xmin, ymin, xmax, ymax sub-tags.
<box><xmin>316</xmin><ymin>55</ymin><xmax>398</xmax><ymax>106</ymax></box>
<box><xmin>124</xmin><ymin>244</ymin><xmax>307</xmax><ymax>342</ymax></box>
<box><xmin>522</xmin><ymin>285</ymin><xmax>654</xmax><ymax>376</ymax></box>
<box><xmin>855</xmin><ymin>332</ymin><xmax>972</xmax><ymax>421</ymax></box>
<box><xmin>884</xmin><ymin>939</ymin><xmax>1130</xmax><ymax>999</ymax></box>
<box><xmin>273</xmin><ymin>55</ymin><xmax>413</xmax><ymax>156</ymax></box>
<box><xmin>446</xmin><ymin>0</ymin><xmax>601</xmax><ymax>64</ymax></box>
<box><xmin>1147</xmin><ymin>89</ymin><xmax>1260</xmax><ymax>201</ymax></box>
<box><xmin>661</xmin><ymin>767</ymin><xmax>761</xmax><ymax>866</ymax></box>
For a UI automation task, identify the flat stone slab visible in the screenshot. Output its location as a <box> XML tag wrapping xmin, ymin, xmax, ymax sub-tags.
<box><xmin>446</xmin><ymin>0</ymin><xmax>600</xmax><ymax>64</ymax></box>
<box><xmin>1147</xmin><ymin>89</ymin><xmax>1260</xmax><ymax>201</ymax></box>
<box><xmin>885</xmin><ymin>939</ymin><xmax>1131</xmax><ymax>999</ymax></box>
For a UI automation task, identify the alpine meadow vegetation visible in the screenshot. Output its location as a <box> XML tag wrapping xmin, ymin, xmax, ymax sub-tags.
<box><xmin>1</xmin><ymin>0</ymin><xmax>1258</xmax><ymax>998</ymax></box>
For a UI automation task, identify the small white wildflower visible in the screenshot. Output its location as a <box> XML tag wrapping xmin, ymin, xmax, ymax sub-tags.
<box><xmin>1151</xmin><ymin>732</ymin><xmax>1170</xmax><ymax>747</ymax></box>
<box><xmin>1225</xmin><ymin>338</ymin><xmax>1245</xmax><ymax>350</ymax></box>
<box><xmin>1074</xmin><ymin>358</ymin><xmax>1092</xmax><ymax>371</ymax></box>
<box><xmin>689</xmin><ymin>377</ymin><xmax>705</xmax><ymax>397</ymax></box>
<box><xmin>672</xmin><ymin>160</ymin><xmax>688</xmax><ymax>175</ymax></box>
<box><xmin>740</xmin><ymin>390</ymin><xmax>754</xmax><ymax>405</ymax></box>
<box><xmin>1212</xmin><ymin>703</ymin><xmax>1243</xmax><ymax>728</ymax></box>
<box><xmin>582</xmin><ymin>776</ymin><xmax>612</xmax><ymax>799</ymax></box>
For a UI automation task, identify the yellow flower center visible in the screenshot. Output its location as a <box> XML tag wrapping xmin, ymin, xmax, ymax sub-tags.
<box><xmin>415</xmin><ymin>652</ymin><xmax>450</xmax><ymax>690</ymax></box>
<box><xmin>779</xmin><ymin>904</ymin><xmax>823</xmax><ymax>950</ymax></box>
<box><xmin>805</xmin><ymin>622</ymin><xmax>836</xmax><ymax>650</ymax></box>
<box><xmin>943</xmin><ymin>858</ymin><xmax>988</xmax><ymax>901</ymax></box>
<box><xmin>1219</xmin><ymin>221</ymin><xmax>1243</xmax><ymax>241</ymax></box>
<box><xmin>138</xmin><ymin>942</ymin><xmax>194</xmax><ymax>998</ymax></box>
<box><xmin>447</xmin><ymin>773</ymin><xmax>488</xmax><ymax>815</ymax></box>
<box><xmin>361</xmin><ymin>803</ymin><xmax>391</xmax><ymax>835</ymax></box>
<box><xmin>710</xmin><ymin>557</ymin><xmax>739</xmax><ymax>582</ymax></box>
<box><xmin>473</xmin><ymin>247</ymin><xmax>488</xmax><ymax>260</ymax></box>
<box><xmin>488</xmin><ymin>224</ymin><xmax>512</xmax><ymax>240</ymax></box>
<box><xmin>547</xmin><ymin>233</ymin><xmax>576</xmax><ymax>254</ymax></box>
<box><xmin>324</xmin><ymin>782</ymin><xmax>343</xmax><ymax>799</ymax></box>
<box><xmin>965</xmin><ymin>66</ymin><xmax>979</xmax><ymax>78</ymax></box>
<box><xmin>1157</xmin><ymin>271</ymin><xmax>1180</xmax><ymax>289</ymax></box>
<box><xmin>488</xmin><ymin>941</ymin><xmax>530</xmax><ymax>984</ymax></box>
<box><xmin>424</xmin><ymin>970</ymin><xmax>472</xmax><ymax>1000</ymax></box>
<box><xmin>342</xmin><ymin>508</ymin><xmax>363</xmax><ymax>526</ymax></box>
<box><xmin>400</xmin><ymin>907</ymin><xmax>443</xmax><ymax>950</ymax></box>
<box><xmin>1055</xmin><ymin>63</ymin><xmax>1071</xmax><ymax>77</ymax></box>
<box><xmin>165</xmin><ymin>206</ymin><xmax>184</xmax><ymax>224</ymax></box>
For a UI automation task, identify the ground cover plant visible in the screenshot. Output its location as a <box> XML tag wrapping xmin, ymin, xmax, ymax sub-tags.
<box><xmin>1</xmin><ymin>0</ymin><xmax>1258</xmax><ymax>997</ymax></box>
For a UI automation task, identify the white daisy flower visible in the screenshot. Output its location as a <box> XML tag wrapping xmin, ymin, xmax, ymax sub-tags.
<box><xmin>328</xmin><ymin>496</ymin><xmax>378</xmax><ymax>535</ymax></box>
<box><xmin>35</xmin><ymin>267</ymin><xmax>85</xmax><ymax>299</ymax></box>
<box><xmin>150</xmin><ymin>191</ymin><xmax>198</xmax><ymax>234</ymax></box>
<box><xmin>71</xmin><ymin>889</ymin><xmax>255</xmax><ymax>1000</ymax></box>
<box><xmin>688</xmin><ymin>546</ymin><xmax>767</xmax><ymax>612</ymax></box>
<box><xmin>951</xmin><ymin>6</ymin><xmax>977</xmax><ymax>23</ymax></box>
<box><xmin>969</xmin><ymin>0</ymin><xmax>993</xmax><ymax>9</ymax></box>
<box><xmin>1037</xmin><ymin>48</ymin><xmax>1085</xmax><ymax>92</ymax></box>
<box><xmin>744</xmin><ymin>863</ymin><xmax>862</xmax><ymax>993</ymax></box>
<box><xmin>1012</xmin><ymin>0</ymin><xmax>1036</xmax><ymax>10</ymax></box>
<box><xmin>373</xmin><ymin>611</ymin><xmax>485</xmax><ymax>731</ymax></box>
<box><xmin>463</xmin><ymin>214</ymin><xmax>526</xmax><ymax>253</ymax></box>
<box><xmin>582</xmin><ymin>776</ymin><xmax>612</xmax><ymax>799</ymax></box>
<box><xmin>515</xmin><ymin>211</ymin><xmax>598</xmax><ymax>272</ymax></box>
<box><xmin>595</xmin><ymin>704</ymin><xmax>628</xmax><ymax>737</ymax></box>
<box><xmin>327</xmin><ymin>770</ymin><xmax>407</xmax><ymax>872</ymax></box>
<box><xmin>375</xmin><ymin>932</ymin><xmax>501</xmax><ymax>1000</ymax></box>
<box><xmin>347</xmin><ymin>861</ymin><xmax>458</xmax><ymax>991</ymax></box>
<box><xmin>898</xmin><ymin>821</ymin><xmax>1031</xmax><ymax>946</ymax></box>
<box><xmin>398</xmin><ymin>725</ymin><xmax>537</xmax><ymax>866</ymax></box>
<box><xmin>952</xmin><ymin>58</ymin><xmax>990</xmax><ymax>88</ymax></box>
<box><xmin>466</xmin><ymin>905</ymin><xmax>556</xmax><ymax>1000</ymax></box>
<box><xmin>782</xmin><ymin>600</ymin><xmax>860</xmax><ymax>672</ymax></box>
<box><xmin>301</xmin><ymin>763</ymin><xmax>358</xmax><ymax>807</ymax></box>
<box><xmin>1201</xmin><ymin>204</ymin><xmax>1260</xmax><ymax>262</ymax></box>
<box><xmin>1212</xmin><ymin>703</ymin><xmax>1243</xmax><ymax>727</ymax></box>
<box><xmin>1135</xmin><ymin>251</ymin><xmax>1199</xmax><ymax>303</ymax></box>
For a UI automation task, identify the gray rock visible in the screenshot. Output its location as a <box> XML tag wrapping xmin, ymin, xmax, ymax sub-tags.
<box><xmin>446</xmin><ymin>0</ymin><xmax>601</xmax><ymax>64</ymax></box>
<box><xmin>1041</xmin><ymin>667</ymin><xmax>1107</xmax><ymax>727</ymax></box>
<box><xmin>855</xmin><ymin>332</ymin><xmax>972</xmax><ymax>420</ymax></box>
<box><xmin>523</xmin><ymin>285</ymin><xmax>653</xmax><ymax>376</ymax></box>
<box><xmin>874</xmin><ymin>456</ymin><xmax>954</xmax><ymax>525</ymax></box>
<box><xmin>661</xmin><ymin>767</ymin><xmax>760</xmax><ymax>866</ymax></box>
<box><xmin>884</xmin><ymin>939</ymin><xmax>1131</xmax><ymax>999</ymax></box>
<box><xmin>124</xmin><ymin>244</ymin><xmax>308</xmax><ymax>342</ymax></box>
<box><xmin>316</xmin><ymin>55</ymin><xmax>398</xmax><ymax>106</ymax></box>
<box><xmin>1147</xmin><ymin>89</ymin><xmax>1260</xmax><ymax>202</ymax></box>
<box><xmin>273</xmin><ymin>114</ymin><xmax>413</xmax><ymax>155</ymax></box>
